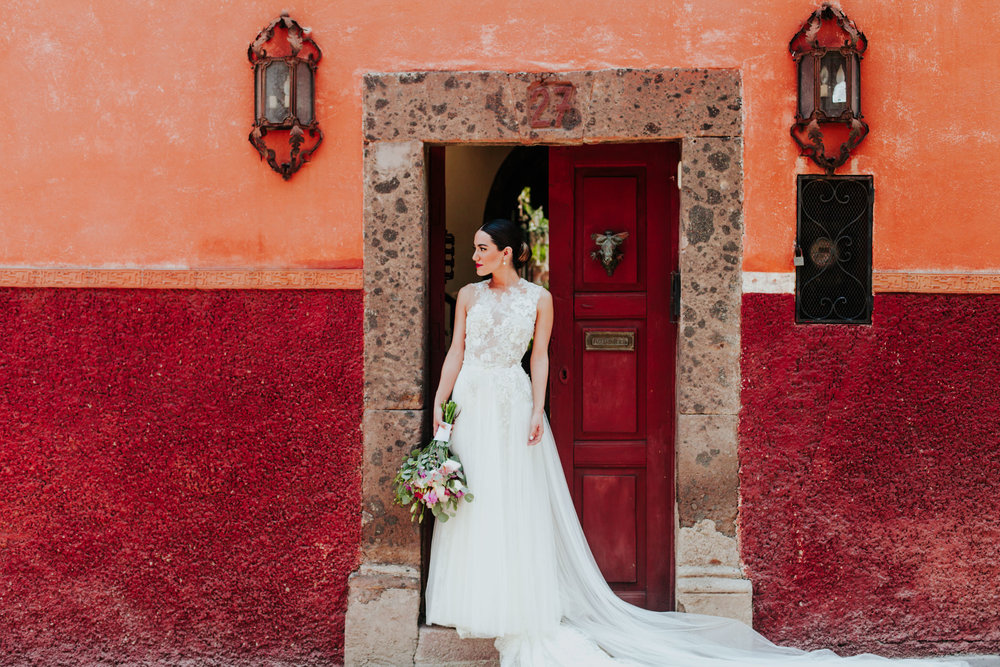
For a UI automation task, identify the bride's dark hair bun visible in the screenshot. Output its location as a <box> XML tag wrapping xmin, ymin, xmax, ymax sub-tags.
<box><xmin>480</xmin><ymin>218</ymin><xmax>532</xmax><ymax>270</ymax></box>
<box><xmin>517</xmin><ymin>241</ymin><xmax>530</xmax><ymax>266</ymax></box>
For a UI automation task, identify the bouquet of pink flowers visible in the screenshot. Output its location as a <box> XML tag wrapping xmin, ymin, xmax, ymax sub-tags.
<box><xmin>393</xmin><ymin>400</ymin><xmax>474</xmax><ymax>523</ymax></box>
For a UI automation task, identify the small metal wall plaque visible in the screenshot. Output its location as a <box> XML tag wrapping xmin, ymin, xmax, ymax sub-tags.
<box><xmin>584</xmin><ymin>331</ymin><xmax>635</xmax><ymax>351</ymax></box>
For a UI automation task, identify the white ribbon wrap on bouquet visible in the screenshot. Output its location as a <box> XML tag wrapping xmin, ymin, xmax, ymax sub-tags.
<box><xmin>434</xmin><ymin>422</ymin><xmax>453</xmax><ymax>443</ymax></box>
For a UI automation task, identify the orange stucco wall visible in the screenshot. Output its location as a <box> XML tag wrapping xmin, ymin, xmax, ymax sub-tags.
<box><xmin>3</xmin><ymin>1</ymin><xmax>997</xmax><ymax>273</ymax></box>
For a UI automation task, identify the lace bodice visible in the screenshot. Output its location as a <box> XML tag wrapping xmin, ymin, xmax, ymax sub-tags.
<box><xmin>463</xmin><ymin>278</ymin><xmax>545</xmax><ymax>369</ymax></box>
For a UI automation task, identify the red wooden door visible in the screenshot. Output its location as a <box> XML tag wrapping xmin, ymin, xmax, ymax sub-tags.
<box><xmin>548</xmin><ymin>143</ymin><xmax>679</xmax><ymax>610</ymax></box>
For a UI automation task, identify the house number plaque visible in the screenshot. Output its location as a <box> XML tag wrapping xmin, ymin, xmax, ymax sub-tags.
<box><xmin>584</xmin><ymin>331</ymin><xmax>635</xmax><ymax>351</ymax></box>
<box><xmin>527</xmin><ymin>81</ymin><xmax>577</xmax><ymax>129</ymax></box>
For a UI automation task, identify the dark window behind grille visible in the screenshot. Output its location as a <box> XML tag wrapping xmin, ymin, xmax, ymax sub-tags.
<box><xmin>796</xmin><ymin>175</ymin><xmax>873</xmax><ymax>324</ymax></box>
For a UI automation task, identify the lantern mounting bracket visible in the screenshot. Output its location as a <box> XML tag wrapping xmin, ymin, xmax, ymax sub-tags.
<box><xmin>789</xmin><ymin>4</ymin><xmax>867</xmax><ymax>57</ymax></box>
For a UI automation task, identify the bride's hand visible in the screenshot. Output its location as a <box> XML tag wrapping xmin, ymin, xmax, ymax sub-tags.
<box><xmin>528</xmin><ymin>412</ymin><xmax>544</xmax><ymax>446</ymax></box>
<box><xmin>433</xmin><ymin>402</ymin><xmax>444</xmax><ymax>435</ymax></box>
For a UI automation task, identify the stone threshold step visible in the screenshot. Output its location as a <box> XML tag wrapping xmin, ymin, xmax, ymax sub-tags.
<box><xmin>415</xmin><ymin>624</ymin><xmax>500</xmax><ymax>667</ymax></box>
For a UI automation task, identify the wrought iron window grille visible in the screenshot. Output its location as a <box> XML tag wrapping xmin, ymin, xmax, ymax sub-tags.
<box><xmin>795</xmin><ymin>175</ymin><xmax>873</xmax><ymax>324</ymax></box>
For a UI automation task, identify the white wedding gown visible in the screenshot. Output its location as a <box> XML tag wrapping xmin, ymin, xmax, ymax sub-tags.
<box><xmin>425</xmin><ymin>278</ymin><xmax>967</xmax><ymax>667</ymax></box>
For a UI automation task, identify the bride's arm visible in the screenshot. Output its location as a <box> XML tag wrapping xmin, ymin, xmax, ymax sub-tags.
<box><xmin>432</xmin><ymin>284</ymin><xmax>471</xmax><ymax>432</ymax></box>
<box><xmin>527</xmin><ymin>290</ymin><xmax>554</xmax><ymax>446</ymax></box>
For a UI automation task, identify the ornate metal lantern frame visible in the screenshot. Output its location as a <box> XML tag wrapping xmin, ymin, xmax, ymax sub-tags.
<box><xmin>789</xmin><ymin>4</ymin><xmax>868</xmax><ymax>174</ymax></box>
<box><xmin>248</xmin><ymin>13</ymin><xmax>323</xmax><ymax>180</ymax></box>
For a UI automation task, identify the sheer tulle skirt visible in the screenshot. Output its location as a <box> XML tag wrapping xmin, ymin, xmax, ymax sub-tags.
<box><xmin>425</xmin><ymin>364</ymin><xmax>562</xmax><ymax>638</ymax></box>
<box><xmin>426</xmin><ymin>364</ymin><xmax>968</xmax><ymax>667</ymax></box>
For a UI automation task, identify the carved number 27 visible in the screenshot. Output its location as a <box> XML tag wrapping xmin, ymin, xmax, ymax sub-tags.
<box><xmin>528</xmin><ymin>82</ymin><xmax>576</xmax><ymax>129</ymax></box>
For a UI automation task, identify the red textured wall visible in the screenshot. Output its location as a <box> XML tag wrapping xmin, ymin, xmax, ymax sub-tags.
<box><xmin>741</xmin><ymin>293</ymin><xmax>1000</xmax><ymax>657</ymax></box>
<box><xmin>0</xmin><ymin>289</ymin><xmax>362</xmax><ymax>665</ymax></box>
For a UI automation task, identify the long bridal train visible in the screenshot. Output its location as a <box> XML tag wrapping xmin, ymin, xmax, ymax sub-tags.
<box><xmin>493</xmin><ymin>408</ymin><xmax>967</xmax><ymax>666</ymax></box>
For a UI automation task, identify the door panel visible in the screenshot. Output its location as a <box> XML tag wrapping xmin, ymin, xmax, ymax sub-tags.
<box><xmin>580</xmin><ymin>346</ymin><xmax>637</xmax><ymax>433</ymax></box>
<box><xmin>575</xmin><ymin>171</ymin><xmax>646</xmax><ymax>291</ymax></box>
<box><xmin>549</xmin><ymin>142</ymin><xmax>679</xmax><ymax>611</ymax></box>
<box><xmin>574</xmin><ymin>293</ymin><xmax>645</xmax><ymax>318</ymax></box>
<box><xmin>577</xmin><ymin>174</ymin><xmax>642</xmax><ymax>288</ymax></box>
<box><xmin>577</xmin><ymin>321</ymin><xmax>643</xmax><ymax>437</ymax></box>
<box><xmin>580</xmin><ymin>472</ymin><xmax>640</xmax><ymax>583</ymax></box>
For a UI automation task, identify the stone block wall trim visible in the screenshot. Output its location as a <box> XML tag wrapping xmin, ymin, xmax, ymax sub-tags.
<box><xmin>874</xmin><ymin>272</ymin><xmax>1000</xmax><ymax>293</ymax></box>
<box><xmin>0</xmin><ymin>268</ymin><xmax>362</xmax><ymax>289</ymax></box>
<box><xmin>676</xmin><ymin>575</ymin><xmax>753</xmax><ymax>595</ymax></box>
<box><xmin>415</xmin><ymin>625</ymin><xmax>500</xmax><ymax>665</ymax></box>
<box><xmin>743</xmin><ymin>271</ymin><xmax>1000</xmax><ymax>295</ymax></box>
<box><xmin>361</xmin><ymin>410</ymin><xmax>426</xmax><ymax>568</ymax></box>
<box><xmin>344</xmin><ymin>565</ymin><xmax>421</xmax><ymax>666</ymax></box>
<box><xmin>357</xmin><ymin>69</ymin><xmax>748</xmax><ymax>661</ymax></box>
<box><xmin>676</xmin><ymin>415</ymin><xmax>739</xmax><ymax>535</ymax></box>
<box><xmin>743</xmin><ymin>272</ymin><xmax>794</xmax><ymax>294</ymax></box>
<box><xmin>677</xmin><ymin>136</ymin><xmax>743</xmax><ymax>416</ymax></box>
<box><xmin>675</xmin><ymin>520</ymin><xmax>751</xmax><ymax>625</ymax></box>
<box><xmin>675</xmin><ymin>582</ymin><xmax>753</xmax><ymax>627</ymax></box>
<box><xmin>362</xmin><ymin>140</ymin><xmax>428</xmax><ymax>411</ymax></box>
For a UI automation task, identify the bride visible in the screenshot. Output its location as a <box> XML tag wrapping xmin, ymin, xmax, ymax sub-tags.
<box><xmin>423</xmin><ymin>218</ymin><xmax>966</xmax><ymax>667</ymax></box>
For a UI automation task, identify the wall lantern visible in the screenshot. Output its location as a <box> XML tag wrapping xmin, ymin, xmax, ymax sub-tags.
<box><xmin>789</xmin><ymin>4</ymin><xmax>868</xmax><ymax>174</ymax></box>
<box><xmin>248</xmin><ymin>13</ymin><xmax>322</xmax><ymax>180</ymax></box>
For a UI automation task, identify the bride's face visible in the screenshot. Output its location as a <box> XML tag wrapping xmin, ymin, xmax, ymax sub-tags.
<box><xmin>472</xmin><ymin>229</ymin><xmax>509</xmax><ymax>277</ymax></box>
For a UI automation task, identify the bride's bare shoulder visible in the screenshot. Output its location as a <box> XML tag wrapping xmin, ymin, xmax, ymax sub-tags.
<box><xmin>456</xmin><ymin>281</ymin><xmax>482</xmax><ymax>305</ymax></box>
<box><xmin>458</xmin><ymin>281</ymin><xmax>483</xmax><ymax>295</ymax></box>
<box><xmin>532</xmin><ymin>283</ymin><xmax>553</xmax><ymax>308</ymax></box>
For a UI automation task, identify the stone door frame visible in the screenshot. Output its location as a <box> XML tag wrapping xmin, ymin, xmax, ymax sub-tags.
<box><xmin>348</xmin><ymin>69</ymin><xmax>748</xmax><ymax>665</ymax></box>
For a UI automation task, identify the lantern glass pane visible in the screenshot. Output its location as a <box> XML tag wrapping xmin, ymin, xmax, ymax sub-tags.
<box><xmin>851</xmin><ymin>55</ymin><xmax>861</xmax><ymax>115</ymax></box>
<box><xmin>798</xmin><ymin>57</ymin><xmax>815</xmax><ymax>118</ymax></box>
<box><xmin>296</xmin><ymin>63</ymin><xmax>314</xmax><ymax>125</ymax></box>
<box><xmin>255</xmin><ymin>65</ymin><xmax>264</xmax><ymax>121</ymax></box>
<box><xmin>265</xmin><ymin>61</ymin><xmax>291</xmax><ymax>124</ymax></box>
<box><xmin>819</xmin><ymin>52</ymin><xmax>848</xmax><ymax>118</ymax></box>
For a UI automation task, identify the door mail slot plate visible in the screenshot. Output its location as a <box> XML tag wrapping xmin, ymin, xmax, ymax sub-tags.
<box><xmin>584</xmin><ymin>331</ymin><xmax>635</xmax><ymax>351</ymax></box>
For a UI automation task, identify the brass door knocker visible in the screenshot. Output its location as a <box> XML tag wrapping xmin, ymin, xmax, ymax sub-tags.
<box><xmin>590</xmin><ymin>230</ymin><xmax>629</xmax><ymax>276</ymax></box>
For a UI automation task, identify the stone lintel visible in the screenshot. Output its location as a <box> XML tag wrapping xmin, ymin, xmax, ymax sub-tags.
<box><xmin>592</xmin><ymin>68</ymin><xmax>742</xmax><ymax>140</ymax></box>
<box><xmin>512</xmin><ymin>70</ymin><xmax>593</xmax><ymax>144</ymax></box>
<box><xmin>363</xmin><ymin>69</ymin><xmax>743</xmax><ymax>145</ymax></box>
